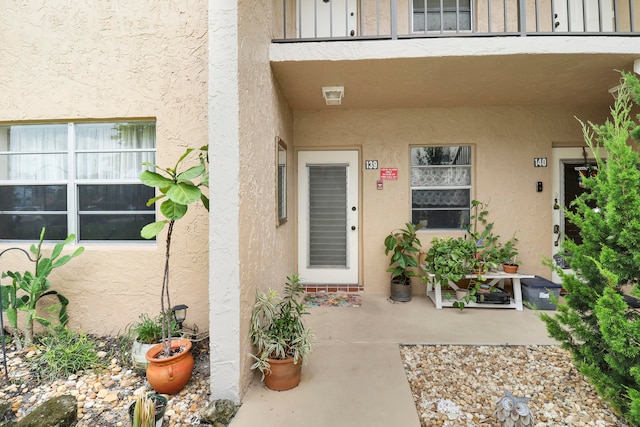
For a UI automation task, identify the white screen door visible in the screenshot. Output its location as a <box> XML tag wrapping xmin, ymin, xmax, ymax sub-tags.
<box><xmin>298</xmin><ymin>150</ymin><xmax>359</xmax><ymax>284</ymax></box>
<box><xmin>297</xmin><ymin>0</ymin><xmax>357</xmax><ymax>38</ymax></box>
<box><xmin>554</xmin><ymin>0</ymin><xmax>613</xmax><ymax>32</ymax></box>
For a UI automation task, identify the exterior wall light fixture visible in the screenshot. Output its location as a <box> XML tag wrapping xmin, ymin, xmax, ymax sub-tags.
<box><xmin>171</xmin><ymin>304</ymin><xmax>189</xmax><ymax>330</ymax></box>
<box><xmin>322</xmin><ymin>86</ymin><xmax>344</xmax><ymax>105</ymax></box>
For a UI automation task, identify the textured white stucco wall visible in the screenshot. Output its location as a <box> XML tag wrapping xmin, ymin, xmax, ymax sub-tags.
<box><xmin>237</xmin><ymin>0</ymin><xmax>296</xmax><ymax>398</ymax></box>
<box><xmin>209</xmin><ymin>0</ymin><xmax>295</xmax><ymax>402</ymax></box>
<box><xmin>209</xmin><ymin>0</ymin><xmax>242</xmax><ymax>403</ymax></box>
<box><xmin>294</xmin><ymin>104</ymin><xmax>611</xmax><ymax>294</ymax></box>
<box><xmin>0</xmin><ymin>2</ymin><xmax>209</xmax><ymax>336</ymax></box>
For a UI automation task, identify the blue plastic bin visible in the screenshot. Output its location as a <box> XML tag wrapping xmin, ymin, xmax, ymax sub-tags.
<box><xmin>520</xmin><ymin>276</ymin><xmax>562</xmax><ymax>310</ymax></box>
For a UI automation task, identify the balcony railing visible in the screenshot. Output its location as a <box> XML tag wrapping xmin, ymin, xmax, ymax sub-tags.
<box><xmin>275</xmin><ymin>0</ymin><xmax>639</xmax><ymax>41</ymax></box>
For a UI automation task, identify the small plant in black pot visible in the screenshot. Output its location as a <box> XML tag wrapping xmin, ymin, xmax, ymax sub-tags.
<box><xmin>384</xmin><ymin>222</ymin><xmax>423</xmax><ymax>302</ymax></box>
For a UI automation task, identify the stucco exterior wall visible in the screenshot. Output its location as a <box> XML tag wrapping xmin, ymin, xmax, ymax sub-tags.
<box><xmin>236</xmin><ymin>0</ymin><xmax>295</xmax><ymax>397</ymax></box>
<box><xmin>0</xmin><ymin>2</ymin><xmax>209</xmax><ymax>336</ymax></box>
<box><xmin>294</xmin><ymin>104</ymin><xmax>609</xmax><ymax>294</ymax></box>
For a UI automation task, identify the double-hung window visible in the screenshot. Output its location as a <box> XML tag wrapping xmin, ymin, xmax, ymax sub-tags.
<box><xmin>0</xmin><ymin>121</ymin><xmax>156</xmax><ymax>241</ymax></box>
<box><xmin>412</xmin><ymin>0</ymin><xmax>472</xmax><ymax>32</ymax></box>
<box><xmin>410</xmin><ymin>146</ymin><xmax>472</xmax><ymax>229</ymax></box>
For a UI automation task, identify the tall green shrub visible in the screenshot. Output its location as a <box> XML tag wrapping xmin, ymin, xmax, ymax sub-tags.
<box><xmin>541</xmin><ymin>72</ymin><xmax>640</xmax><ymax>424</ymax></box>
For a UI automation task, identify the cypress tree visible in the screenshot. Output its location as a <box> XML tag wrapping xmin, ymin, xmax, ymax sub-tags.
<box><xmin>541</xmin><ymin>71</ymin><xmax>640</xmax><ymax>424</ymax></box>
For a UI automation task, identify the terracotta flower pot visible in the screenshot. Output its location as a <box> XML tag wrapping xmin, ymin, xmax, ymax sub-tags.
<box><xmin>264</xmin><ymin>357</ymin><xmax>302</xmax><ymax>391</ymax></box>
<box><xmin>145</xmin><ymin>338</ymin><xmax>194</xmax><ymax>395</ymax></box>
<box><xmin>503</xmin><ymin>263</ymin><xmax>519</xmax><ymax>274</ymax></box>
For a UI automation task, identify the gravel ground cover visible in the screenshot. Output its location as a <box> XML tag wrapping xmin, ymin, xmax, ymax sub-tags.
<box><xmin>0</xmin><ymin>336</ymin><xmax>211</xmax><ymax>426</ymax></box>
<box><xmin>400</xmin><ymin>344</ymin><xmax>629</xmax><ymax>427</ymax></box>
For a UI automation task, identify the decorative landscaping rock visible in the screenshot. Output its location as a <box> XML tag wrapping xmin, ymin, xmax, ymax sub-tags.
<box><xmin>0</xmin><ymin>399</ymin><xmax>15</xmax><ymax>426</ymax></box>
<box><xmin>16</xmin><ymin>395</ymin><xmax>77</xmax><ymax>427</ymax></box>
<box><xmin>198</xmin><ymin>399</ymin><xmax>238</xmax><ymax>426</ymax></box>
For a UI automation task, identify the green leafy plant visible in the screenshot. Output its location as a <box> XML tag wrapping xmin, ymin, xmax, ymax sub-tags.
<box><xmin>1</xmin><ymin>228</ymin><xmax>84</xmax><ymax>349</ymax></box>
<box><xmin>125</xmin><ymin>313</ymin><xmax>179</xmax><ymax>345</ymax></box>
<box><xmin>495</xmin><ymin>237</ymin><xmax>519</xmax><ymax>267</ymax></box>
<box><xmin>384</xmin><ymin>222</ymin><xmax>423</xmax><ymax>285</ymax></box>
<box><xmin>140</xmin><ymin>146</ymin><xmax>209</xmax><ymax>357</ymax></box>
<box><xmin>28</xmin><ymin>329</ymin><xmax>103</xmax><ymax>381</ymax></box>
<box><xmin>249</xmin><ymin>274</ymin><xmax>313</xmax><ymax>379</ymax></box>
<box><xmin>467</xmin><ymin>200</ymin><xmax>501</xmax><ymax>271</ymax></box>
<box><xmin>423</xmin><ymin>236</ymin><xmax>475</xmax><ymax>286</ymax></box>
<box><xmin>424</xmin><ymin>200</ymin><xmax>518</xmax><ymax>310</ymax></box>
<box><xmin>540</xmin><ymin>72</ymin><xmax>640</xmax><ymax>424</ymax></box>
<box><xmin>132</xmin><ymin>394</ymin><xmax>155</xmax><ymax>427</ymax></box>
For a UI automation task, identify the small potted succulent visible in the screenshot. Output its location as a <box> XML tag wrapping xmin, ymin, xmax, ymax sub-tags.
<box><xmin>383</xmin><ymin>222</ymin><xmax>423</xmax><ymax>302</ymax></box>
<box><xmin>249</xmin><ymin>274</ymin><xmax>313</xmax><ymax>391</ymax></box>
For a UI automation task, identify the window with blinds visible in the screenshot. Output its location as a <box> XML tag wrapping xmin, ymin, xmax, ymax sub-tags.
<box><xmin>308</xmin><ymin>165</ymin><xmax>348</xmax><ymax>268</ymax></box>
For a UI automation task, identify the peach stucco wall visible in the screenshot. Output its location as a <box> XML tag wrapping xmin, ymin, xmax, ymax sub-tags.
<box><xmin>237</xmin><ymin>1</ymin><xmax>296</xmax><ymax>396</ymax></box>
<box><xmin>294</xmin><ymin>104</ymin><xmax>610</xmax><ymax>294</ymax></box>
<box><xmin>0</xmin><ymin>2</ymin><xmax>209</xmax><ymax>336</ymax></box>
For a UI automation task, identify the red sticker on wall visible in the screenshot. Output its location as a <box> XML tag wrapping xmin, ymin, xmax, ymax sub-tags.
<box><xmin>380</xmin><ymin>168</ymin><xmax>398</xmax><ymax>180</ymax></box>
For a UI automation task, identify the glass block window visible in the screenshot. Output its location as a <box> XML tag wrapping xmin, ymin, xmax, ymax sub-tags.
<box><xmin>413</xmin><ymin>0</ymin><xmax>472</xmax><ymax>32</ymax></box>
<box><xmin>410</xmin><ymin>146</ymin><xmax>472</xmax><ymax>229</ymax></box>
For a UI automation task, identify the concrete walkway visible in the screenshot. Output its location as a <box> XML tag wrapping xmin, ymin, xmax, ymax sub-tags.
<box><xmin>230</xmin><ymin>293</ymin><xmax>558</xmax><ymax>427</ymax></box>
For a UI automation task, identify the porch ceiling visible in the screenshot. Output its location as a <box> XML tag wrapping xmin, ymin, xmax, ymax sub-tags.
<box><xmin>270</xmin><ymin>40</ymin><xmax>640</xmax><ymax>111</ymax></box>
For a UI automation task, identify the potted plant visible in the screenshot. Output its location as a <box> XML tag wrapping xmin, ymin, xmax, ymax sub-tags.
<box><xmin>128</xmin><ymin>392</ymin><xmax>168</xmax><ymax>427</ymax></box>
<box><xmin>139</xmin><ymin>146</ymin><xmax>208</xmax><ymax>394</ymax></box>
<box><xmin>249</xmin><ymin>274</ymin><xmax>313</xmax><ymax>391</ymax></box>
<box><xmin>467</xmin><ymin>200</ymin><xmax>501</xmax><ymax>273</ymax></box>
<box><xmin>495</xmin><ymin>237</ymin><xmax>520</xmax><ymax>273</ymax></box>
<box><xmin>423</xmin><ymin>200</ymin><xmax>516</xmax><ymax>310</ymax></box>
<box><xmin>423</xmin><ymin>236</ymin><xmax>479</xmax><ymax>309</ymax></box>
<box><xmin>125</xmin><ymin>313</ymin><xmax>179</xmax><ymax>372</ymax></box>
<box><xmin>384</xmin><ymin>222</ymin><xmax>423</xmax><ymax>302</ymax></box>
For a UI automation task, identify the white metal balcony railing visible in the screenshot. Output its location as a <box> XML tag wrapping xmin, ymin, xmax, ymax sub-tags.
<box><xmin>275</xmin><ymin>0</ymin><xmax>639</xmax><ymax>41</ymax></box>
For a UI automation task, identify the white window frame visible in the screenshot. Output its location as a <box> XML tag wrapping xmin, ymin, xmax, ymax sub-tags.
<box><xmin>412</xmin><ymin>0</ymin><xmax>472</xmax><ymax>33</ymax></box>
<box><xmin>410</xmin><ymin>145</ymin><xmax>472</xmax><ymax>230</ymax></box>
<box><xmin>0</xmin><ymin>121</ymin><xmax>156</xmax><ymax>242</ymax></box>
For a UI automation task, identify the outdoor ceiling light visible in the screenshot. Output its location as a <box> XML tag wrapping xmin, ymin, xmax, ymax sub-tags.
<box><xmin>171</xmin><ymin>304</ymin><xmax>189</xmax><ymax>329</ymax></box>
<box><xmin>322</xmin><ymin>86</ymin><xmax>344</xmax><ymax>106</ymax></box>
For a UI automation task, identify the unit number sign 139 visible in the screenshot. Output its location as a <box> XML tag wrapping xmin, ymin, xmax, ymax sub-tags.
<box><xmin>365</xmin><ymin>160</ymin><xmax>378</xmax><ymax>170</ymax></box>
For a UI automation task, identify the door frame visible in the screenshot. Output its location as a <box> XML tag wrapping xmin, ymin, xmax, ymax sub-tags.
<box><xmin>296</xmin><ymin>149</ymin><xmax>361</xmax><ymax>286</ymax></box>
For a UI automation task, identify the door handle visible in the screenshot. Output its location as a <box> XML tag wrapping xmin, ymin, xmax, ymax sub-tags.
<box><xmin>351</xmin><ymin>226</ymin><xmax>356</xmax><ymax>231</ymax></box>
<box><xmin>553</xmin><ymin>224</ymin><xmax>560</xmax><ymax>234</ymax></box>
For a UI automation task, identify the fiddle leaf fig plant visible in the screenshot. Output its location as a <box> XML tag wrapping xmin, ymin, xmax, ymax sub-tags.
<box><xmin>140</xmin><ymin>145</ymin><xmax>209</xmax><ymax>357</ymax></box>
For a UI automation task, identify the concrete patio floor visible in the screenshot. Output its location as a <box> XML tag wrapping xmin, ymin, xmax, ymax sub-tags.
<box><xmin>230</xmin><ymin>292</ymin><xmax>558</xmax><ymax>427</ymax></box>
